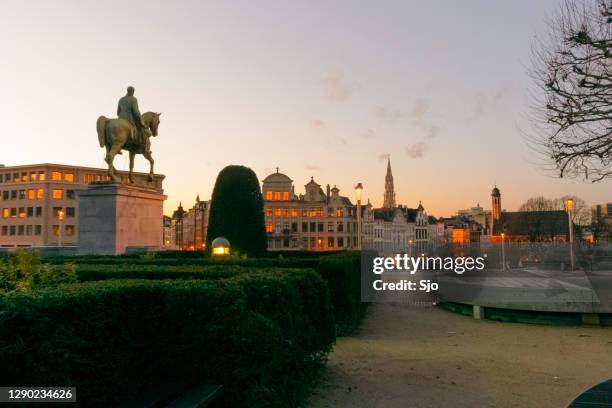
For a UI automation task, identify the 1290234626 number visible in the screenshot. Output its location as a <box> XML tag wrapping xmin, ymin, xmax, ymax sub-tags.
<box><xmin>0</xmin><ymin>387</ymin><xmax>76</xmax><ymax>402</ymax></box>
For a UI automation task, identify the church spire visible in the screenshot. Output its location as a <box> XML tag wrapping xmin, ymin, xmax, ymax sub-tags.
<box><xmin>383</xmin><ymin>156</ymin><xmax>396</xmax><ymax>208</ymax></box>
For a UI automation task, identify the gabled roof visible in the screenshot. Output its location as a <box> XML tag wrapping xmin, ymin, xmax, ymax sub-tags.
<box><xmin>305</xmin><ymin>176</ymin><xmax>320</xmax><ymax>188</ymax></box>
<box><xmin>373</xmin><ymin>208</ymin><xmax>398</xmax><ymax>222</ymax></box>
<box><xmin>340</xmin><ymin>196</ymin><xmax>353</xmax><ymax>207</ymax></box>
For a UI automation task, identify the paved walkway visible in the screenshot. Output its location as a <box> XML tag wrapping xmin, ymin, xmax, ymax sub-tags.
<box><xmin>308</xmin><ymin>303</ymin><xmax>612</xmax><ymax>408</ymax></box>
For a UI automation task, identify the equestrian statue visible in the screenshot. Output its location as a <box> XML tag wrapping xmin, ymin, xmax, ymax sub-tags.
<box><xmin>96</xmin><ymin>86</ymin><xmax>161</xmax><ymax>183</ymax></box>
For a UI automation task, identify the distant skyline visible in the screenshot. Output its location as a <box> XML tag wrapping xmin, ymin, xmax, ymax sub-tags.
<box><xmin>2</xmin><ymin>0</ymin><xmax>611</xmax><ymax>217</ymax></box>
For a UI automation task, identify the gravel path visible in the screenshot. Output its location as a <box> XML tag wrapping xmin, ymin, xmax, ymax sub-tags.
<box><xmin>308</xmin><ymin>303</ymin><xmax>612</xmax><ymax>408</ymax></box>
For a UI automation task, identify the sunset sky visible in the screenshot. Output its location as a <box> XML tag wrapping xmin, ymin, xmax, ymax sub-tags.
<box><xmin>1</xmin><ymin>0</ymin><xmax>611</xmax><ymax>217</ymax></box>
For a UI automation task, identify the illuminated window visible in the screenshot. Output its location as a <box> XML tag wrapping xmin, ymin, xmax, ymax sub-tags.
<box><xmin>21</xmin><ymin>173</ymin><xmax>27</xmax><ymax>182</ymax></box>
<box><xmin>64</xmin><ymin>173</ymin><xmax>75</xmax><ymax>182</ymax></box>
<box><xmin>1</xmin><ymin>208</ymin><xmax>8</xmax><ymax>218</ymax></box>
<box><xmin>265</xmin><ymin>208</ymin><xmax>273</xmax><ymax>217</ymax></box>
<box><xmin>274</xmin><ymin>208</ymin><xmax>282</xmax><ymax>217</ymax></box>
<box><xmin>18</xmin><ymin>208</ymin><xmax>25</xmax><ymax>218</ymax></box>
<box><xmin>65</xmin><ymin>225</ymin><xmax>75</xmax><ymax>236</ymax></box>
<box><xmin>53</xmin><ymin>207</ymin><xmax>63</xmax><ymax>217</ymax></box>
<box><xmin>13</xmin><ymin>173</ymin><xmax>19</xmax><ymax>182</ymax></box>
<box><xmin>84</xmin><ymin>174</ymin><xmax>95</xmax><ymax>184</ymax></box>
<box><xmin>282</xmin><ymin>192</ymin><xmax>289</xmax><ymax>200</ymax></box>
<box><xmin>52</xmin><ymin>225</ymin><xmax>60</xmax><ymax>236</ymax></box>
<box><xmin>265</xmin><ymin>191</ymin><xmax>273</xmax><ymax>200</ymax></box>
<box><xmin>266</xmin><ymin>222</ymin><xmax>273</xmax><ymax>233</ymax></box>
<box><xmin>52</xmin><ymin>171</ymin><xmax>62</xmax><ymax>181</ymax></box>
<box><xmin>291</xmin><ymin>208</ymin><xmax>298</xmax><ymax>217</ymax></box>
<box><xmin>38</xmin><ymin>171</ymin><xmax>45</xmax><ymax>181</ymax></box>
<box><xmin>336</xmin><ymin>208</ymin><xmax>344</xmax><ymax>217</ymax></box>
<box><xmin>10</xmin><ymin>208</ymin><xmax>16</xmax><ymax>218</ymax></box>
<box><xmin>274</xmin><ymin>191</ymin><xmax>281</xmax><ymax>200</ymax></box>
<box><xmin>37</xmin><ymin>189</ymin><xmax>43</xmax><ymax>199</ymax></box>
<box><xmin>282</xmin><ymin>208</ymin><xmax>289</xmax><ymax>217</ymax></box>
<box><xmin>30</xmin><ymin>172</ymin><xmax>37</xmax><ymax>181</ymax></box>
<box><xmin>27</xmin><ymin>189</ymin><xmax>35</xmax><ymax>200</ymax></box>
<box><xmin>52</xmin><ymin>189</ymin><xmax>63</xmax><ymax>199</ymax></box>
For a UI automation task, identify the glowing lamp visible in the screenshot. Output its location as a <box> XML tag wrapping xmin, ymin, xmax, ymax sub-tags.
<box><xmin>566</xmin><ymin>198</ymin><xmax>574</xmax><ymax>212</ymax></box>
<box><xmin>211</xmin><ymin>237</ymin><xmax>230</xmax><ymax>256</ymax></box>
<box><xmin>354</xmin><ymin>182</ymin><xmax>363</xmax><ymax>202</ymax></box>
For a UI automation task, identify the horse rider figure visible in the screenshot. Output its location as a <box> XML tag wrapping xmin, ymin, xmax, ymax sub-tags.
<box><xmin>117</xmin><ymin>86</ymin><xmax>147</xmax><ymax>147</ymax></box>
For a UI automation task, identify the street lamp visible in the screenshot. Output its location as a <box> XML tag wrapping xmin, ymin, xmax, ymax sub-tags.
<box><xmin>58</xmin><ymin>210</ymin><xmax>64</xmax><ymax>247</ymax></box>
<box><xmin>566</xmin><ymin>198</ymin><xmax>575</xmax><ymax>270</ymax></box>
<box><xmin>501</xmin><ymin>232</ymin><xmax>506</xmax><ymax>271</ymax></box>
<box><xmin>354</xmin><ymin>183</ymin><xmax>363</xmax><ymax>250</ymax></box>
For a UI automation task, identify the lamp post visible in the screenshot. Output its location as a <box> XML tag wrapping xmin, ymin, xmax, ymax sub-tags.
<box><xmin>200</xmin><ymin>201</ymin><xmax>206</xmax><ymax>250</ymax></box>
<box><xmin>501</xmin><ymin>232</ymin><xmax>506</xmax><ymax>271</ymax></box>
<box><xmin>354</xmin><ymin>183</ymin><xmax>363</xmax><ymax>250</ymax></box>
<box><xmin>193</xmin><ymin>201</ymin><xmax>199</xmax><ymax>251</ymax></box>
<box><xmin>566</xmin><ymin>198</ymin><xmax>575</xmax><ymax>270</ymax></box>
<box><xmin>58</xmin><ymin>210</ymin><xmax>64</xmax><ymax>247</ymax></box>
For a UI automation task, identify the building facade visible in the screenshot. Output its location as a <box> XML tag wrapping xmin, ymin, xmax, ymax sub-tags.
<box><xmin>167</xmin><ymin>198</ymin><xmax>210</xmax><ymax>250</ymax></box>
<box><xmin>262</xmin><ymin>170</ymin><xmax>372</xmax><ymax>251</ymax></box>
<box><xmin>0</xmin><ymin>163</ymin><xmax>163</xmax><ymax>248</ymax></box>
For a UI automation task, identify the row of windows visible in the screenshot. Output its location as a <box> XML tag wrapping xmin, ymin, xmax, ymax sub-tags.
<box><xmin>0</xmin><ymin>171</ymin><xmax>75</xmax><ymax>184</ymax></box>
<box><xmin>0</xmin><ymin>224</ymin><xmax>75</xmax><ymax>237</ymax></box>
<box><xmin>1</xmin><ymin>225</ymin><xmax>42</xmax><ymax>236</ymax></box>
<box><xmin>0</xmin><ymin>171</ymin><xmax>111</xmax><ymax>185</ymax></box>
<box><xmin>1</xmin><ymin>189</ymin><xmax>76</xmax><ymax>201</ymax></box>
<box><xmin>1</xmin><ymin>206</ymin><xmax>75</xmax><ymax>219</ymax></box>
<box><xmin>1</xmin><ymin>171</ymin><xmax>46</xmax><ymax>183</ymax></box>
<box><xmin>265</xmin><ymin>221</ymin><xmax>358</xmax><ymax>234</ymax></box>
<box><xmin>265</xmin><ymin>207</ymin><xmax>346</xmax><ymax>218</ymax></box>
<box><xmin>265</xmin><ymin>191</ymin><xmax>290</xmax><ymax>201</ymax></box>
<box><xmin>269</xmin><ymin>236</ymin><xmax>358</xmax><ymax>249</ymax></box>
<box><xmin>2</xmin><ymin>207</ymin><xmax>43</xmax><ymax>218</ymax></box>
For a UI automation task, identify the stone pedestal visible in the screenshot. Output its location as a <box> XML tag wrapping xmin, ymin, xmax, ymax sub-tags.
<box><xmin>77</xmin><ymin>182</ymin><xmax>167</xmax><ymax>255</ymax></box>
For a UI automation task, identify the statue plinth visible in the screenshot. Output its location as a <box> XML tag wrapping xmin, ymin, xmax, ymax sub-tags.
<box><xmin>77</xmin><ymin>182</ymin><xmax>166</xmax><ymax>255</ymax></box>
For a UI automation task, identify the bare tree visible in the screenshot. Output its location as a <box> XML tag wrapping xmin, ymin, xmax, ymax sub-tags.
<box><xmin>530</xmin><ymin>0</ymin><xmax>612</xmax><ymax>181</ymax></box>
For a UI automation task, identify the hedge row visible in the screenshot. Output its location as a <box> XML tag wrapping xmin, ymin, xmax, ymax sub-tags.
<box><xmin>46</xmin><ymin>256</ymin><xmax>320</xmax><ymax>268</ymax></box>
<box><xmin>67</xmin><ymin>252</ymin><xmax>367</xmax><ymax>335</ymax></box>
<box><xmin>73</xmin><ymin>264</ymin><xmax>251</xmax><ymax>282</ymax></box>
<box><xmin>0</xmin><ymin>270</ymin><xmax>335</xmax><ymax>407</ymax></box>
<box><xmin>317</xmin><ymin>252</ymin><xmax>366</xmax><ymax>335</ymax></box>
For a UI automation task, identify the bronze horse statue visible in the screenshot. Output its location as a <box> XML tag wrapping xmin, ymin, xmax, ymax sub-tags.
<box><xmin>96</xmin><ymin>112</ymin><xmax>161</xmax><ymax>183</ymax></box>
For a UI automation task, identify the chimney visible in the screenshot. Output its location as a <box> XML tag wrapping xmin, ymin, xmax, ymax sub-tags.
<box><xmin>326</xmin><ymin>184</ymin><xmax>331</xmax><ymax>203</ymax></box>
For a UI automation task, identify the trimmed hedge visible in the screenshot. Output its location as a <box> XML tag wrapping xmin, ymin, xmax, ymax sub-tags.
<box><xmin>0</xmin><ymin>269</ymin><xmax>334</xmax><ymax>407</ymax></box>
<box><xmin>318</xmin><ymin>252</ymin><xmax>366</xmax><ymax>335</ymax></box>
<box><xmin>54</xmin><ymin>252</ymin><xmax>367</xmax><ymax>336</ymax></box>
<box><xmin>73</xmin><ymin>264</ymin><xmax>251</xmax><ymax>282</ymax></box>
